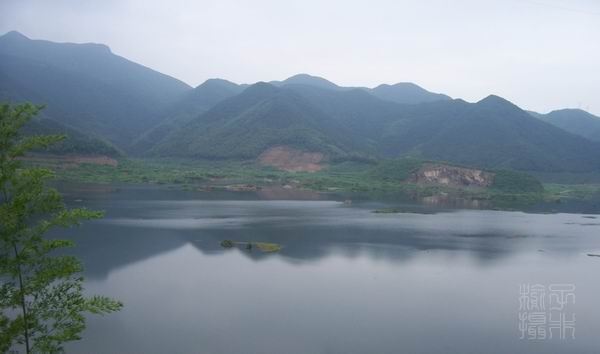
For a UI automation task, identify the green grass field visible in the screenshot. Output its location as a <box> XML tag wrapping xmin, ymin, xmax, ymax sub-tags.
<box><xmin>25</xmin><ymin>156</ymin><xmax>600</xmax><ymax>206</ymax></box>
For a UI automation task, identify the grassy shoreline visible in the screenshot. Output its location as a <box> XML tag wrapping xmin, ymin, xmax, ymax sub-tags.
<box><xmin>25</xmin><ymin>157</ymin><xmax>600</xmax><ymax>206</ymax></box>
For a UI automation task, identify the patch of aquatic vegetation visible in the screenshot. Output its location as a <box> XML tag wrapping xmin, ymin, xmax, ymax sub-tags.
<box><xmin>220</xmin><ymin>240</ymin><xmax>282</xmax><ymax>253</ymax></box>
<box><xmin>372</xmin><ymin>208</ymin><xmax>435</xmax><ymax>214</ymax></box>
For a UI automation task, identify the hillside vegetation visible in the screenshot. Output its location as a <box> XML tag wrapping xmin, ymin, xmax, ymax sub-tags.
<box><xmin>151</xmin><ymin>83</ymin><xmax>369</xmax><ymax>159</ymax></box>
<box><xmin>23</xmin><ymin>117</ymin><xmax>121</xmax><ymax>156</ymax></box>
<box><xmin>534</xmin><ymin>109</ymin><xmax>600</xmax><ymax>143</ymax></box>
<box><xmin>130</xmin><ymin>79</ymin><xmax>245</xmax><ymax>154</ymax></box>
<box><xmin>153</xmin><ymin>83</ymin><xmax>600</xmax><ymax>173</ymax></box>
<box><xmin>0</xmin><ymin>31</ymin><xmax>190</xmax><ymax>148</ymax></box>
<box><xmin>2</xmin><ymin>31</ymin><xmax>600</xmax><ymax>180</ymax></box>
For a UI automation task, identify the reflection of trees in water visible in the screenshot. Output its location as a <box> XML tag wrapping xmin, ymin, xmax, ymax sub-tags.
<box><xmin>54</xmin><ymin>187</ymin><xmax>600</xmax><ymax>281</ymax></box>
<box><xmin>421</xmin><ymin>194</ymin><xmax>492</xmax><ymax>209</ymax></box>
<box><xmin>58</xmin><ymin>222</ymin><xmax>188</xmax><ymax>280</ymax></box>
<box><xmin>187</xmin><ymin>223</ymin><xmax>518</xmax><ymax>266</ymax></box>
<box><xmin>61</xmin><ymin>219</ymin><xmax>521</xmax><ymax>280</ymax></box>
<box><xmin>257</xmin><ymin>186</ymin><xmax>325</xmax><ymax>201</ymax></box>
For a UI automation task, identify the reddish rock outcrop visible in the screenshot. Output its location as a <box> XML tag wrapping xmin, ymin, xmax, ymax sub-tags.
<box><xmin>407</xmin><ymin>163</ymin><xmax>494</xmax><ymax>187</ymax></box>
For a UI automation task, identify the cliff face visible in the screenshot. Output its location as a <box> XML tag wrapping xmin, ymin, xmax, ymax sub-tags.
<box><xmin>407</xmin><ymin>163</ymin><xmax>494</xmax><ymax>187</ymax></box>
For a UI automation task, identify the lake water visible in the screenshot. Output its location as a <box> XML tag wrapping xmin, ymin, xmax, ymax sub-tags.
<box><xmin>57</xmin><ymin>184</ymin><xmax>600</xmax><ymax>354</ymax></box>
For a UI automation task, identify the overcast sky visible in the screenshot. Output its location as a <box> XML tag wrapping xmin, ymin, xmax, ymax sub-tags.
<box><xmin>1</xmin><ymin>0</ymin><xmax>599</xmax><ymax>115</ymax></box>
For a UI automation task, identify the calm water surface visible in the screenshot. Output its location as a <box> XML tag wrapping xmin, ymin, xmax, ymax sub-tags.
<box><xmin>56</xmin><ymin>185</ymin><xmax>600</xmax><ymax>354</ymax></box>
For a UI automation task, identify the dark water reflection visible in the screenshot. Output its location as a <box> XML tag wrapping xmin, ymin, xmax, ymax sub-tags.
<box><xmin>55</xmin><ymin>184</ymin><xmax>600</xmax><ymax>354</ymax></box>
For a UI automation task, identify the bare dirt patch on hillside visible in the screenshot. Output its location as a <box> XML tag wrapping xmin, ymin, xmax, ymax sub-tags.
<box><xmin>259</xmin><ymin>146</ymin><xmax>326</xmax><ymax>172</ymax></box>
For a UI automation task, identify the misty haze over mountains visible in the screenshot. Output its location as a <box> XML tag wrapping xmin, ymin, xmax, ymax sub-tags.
<box><xmin>2</xmin><ymin>31</ymin><xmax>600</xmax><ymax>173</ymax></box>
<box><xmin>3</xmin><ymin>0</ymin><xmax>600</xmax><ymax>352</ymax></box>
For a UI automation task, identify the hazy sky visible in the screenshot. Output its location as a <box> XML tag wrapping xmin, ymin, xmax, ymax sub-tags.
<box><xmin>1</xmin><ymin>0</ymin><xmax>599</xmax><ymax>114</ymax></box>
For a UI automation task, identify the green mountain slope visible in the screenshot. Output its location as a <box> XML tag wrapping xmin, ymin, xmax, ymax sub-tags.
<box><xmin>23</xmin><ymin>117</ymin><xmax>121</xmax><ymax>156</ymax></box>
<box><xmin>0</xmin><ymin>31</ymin><xmax>191</xmax><ymax>148</ymax></box>
<box><xmin>131</xmin><ymin>79</ymin><xmax>244</xmax><ymax>154</ymax></box>
<box><xmin>370</xmin><ymin>83</ymin><xmax>451</xmax><ymax>104</ymax></box>
<box><xmin>535</xmin><ymin>109</ymin><xmax>600</xmax><ymax>143</ymax></box>
<box><xmin>272</xmin><ymin>73</ymin><xmax>342</xmax><ymax>91</ymax></box>
<box><xmin>152</xmin><ymin>83</ymin><xmax>367</xmax><ymax>159</ymax></box>
<box><xmin>379</xmin><ymin>95</ymin><xmax>600</xmax><ymax>172</ymax></box>
<box><xmin>2</xmin><ymin>31</ymin><xmax>598</xmax><ymax>174</ymax></box>
<box><xmin>153</xmin><ymin>82</ymin><xmax>600</xmax><ymax>173</ymax></box>
<box><xmin>273</xmin><ymin>74</ymin><xmax>452</xmax><ymax>105</ymax></box>
<box><xmin>284</xmin><ymin>84</ymin><xmax>402</xmax><ymax>142</ymax></box>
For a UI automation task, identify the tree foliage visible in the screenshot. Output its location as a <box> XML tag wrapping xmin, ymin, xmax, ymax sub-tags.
<box><xmin>491</xmin><ymin>169</ymin><xmax>544</xmax><ymax>194</ymax></box>
<box><xmin>0</xmin><ymin>102</ymin><xmax>122</xmax><ymax>353</ymax></box>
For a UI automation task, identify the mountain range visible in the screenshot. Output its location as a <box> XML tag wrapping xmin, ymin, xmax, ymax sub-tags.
<box><xmin>0</xmin><ymin>30</ymin><xmax>189</xmax><ymax>147</ymax></box>
<box><xmin>1</xmin><ymin>31</ymin><xmax>599</xmax><ymax>173</ymax></box>
<box><xmin>531</xmin><ymin>109</ymin><xmax>600</xmax><ymax>143</ymax></box>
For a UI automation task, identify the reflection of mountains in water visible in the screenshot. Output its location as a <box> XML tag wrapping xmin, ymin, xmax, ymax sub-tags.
<box><xmin>53</xmin><ymin>187</ymin><xmax>600</xmax><ymax>280</ymax></box>
<box><xmin>58</xmin><ymin>212</ymin><xmax>533</xmax><ymax>279</ymax></box>
<box><xmin>65</xmin><ymin>220</ymin><xmax>520</xmax><ymax>280</ymax></box>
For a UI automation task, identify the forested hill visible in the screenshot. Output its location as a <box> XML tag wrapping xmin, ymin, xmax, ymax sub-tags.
<box><xmin>152</xmin><ymin>83</ymin><xmax>600</xmax><ymax>172</ymax></box>
<box><xmin>2</xmin><ymin>31</ymin><xmax>600</xmax><ymax>174</ymax></box>
<box><xmin>532</xmin><ymin>109</ymin><xmax>600</xmax><ymax>143</ymax></box>
<box><xmin>130</xmin><ymin>79</ymin><xmax>245</xmax><ymax>154</ymax></box>
<box><xmin>377</xmin><ymin>95</ymin><xmax>600</xmax><ymax>172</ymax></box>
<box><xmin>150</xmin><ymin>83</ymin><xmax>369</xmax><ymax>159</ymax></box>
<box><xmin>23</xmin><ymin>117</ymin><xmax>121</xmax><ymax>156</ymax></box>
<box><xmin>0</xmin><ymin>31</ymin><xmax>190</xmax><ymax>148</ymax></box>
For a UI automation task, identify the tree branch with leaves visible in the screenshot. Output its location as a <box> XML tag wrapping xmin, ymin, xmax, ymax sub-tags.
<box><xmin>0</xmin><ymin>102</ymin><xmax>122</xmax><ymax>354</ymax></box>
